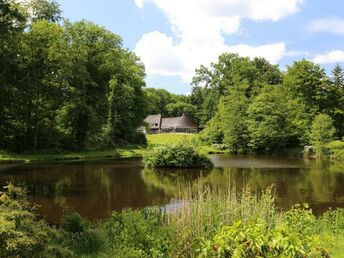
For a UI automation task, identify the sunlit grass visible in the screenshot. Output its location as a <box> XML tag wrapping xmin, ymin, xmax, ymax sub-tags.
<box><xmin>0</xmin><ymin>147</ymin><xmax>144</xmax><ymax>164</ymax></box>
<box><xmin>146</xmin><ymin>133</ymin><xmax>196</xmax><ymax>146</ymax></box>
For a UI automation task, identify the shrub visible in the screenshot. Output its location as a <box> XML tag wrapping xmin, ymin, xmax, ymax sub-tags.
<box><xmin>0</xmin><ymin>183</ymin><xmax>72</xmax><ymax>258</ymax></box>
<box><xmin>61</xmin><ymin>213</ymin><xmax>104</xmax><ymax>255</ymax></box>
<box><xmin>101</xmin><ymin>209</ymin><xmax>171</xmax><ymax>257</ymax></box>
<box><xmin>200</xmin><ymin>219</ymin><xmax>328</xmax><ymax>258</ymax></box>
<box><xmin>143</xmin><ymin>144</ymin><xmax>214</xmax><ymax>169</ymax></box>
<box><xmin>325</xmin><ymin>140</ymin><xmax>344</xmax><ymax>160</ymax></box>
<box><xmin>310</xmin><ymin>114</ymin><xmax>336</xmax><ymax>157</ymax></box>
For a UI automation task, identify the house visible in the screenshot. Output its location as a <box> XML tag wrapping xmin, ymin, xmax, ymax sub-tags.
<box><xmin>144</xmin><ymin>114</ymin><xmax>162</xmax><ymax>134</ymax></box>
<box><xmin>143</xmin><ymin>113</ymin><xmax>197</xmax><ymax>134</ymax></box>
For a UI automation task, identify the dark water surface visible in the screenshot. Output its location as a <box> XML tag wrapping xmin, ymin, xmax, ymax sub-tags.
<box><xmin>1</xmin><ymin>155</ymin><xmax>343</xmax><ymax>223</ymax></box>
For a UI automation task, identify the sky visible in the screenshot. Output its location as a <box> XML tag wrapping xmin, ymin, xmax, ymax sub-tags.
<box><xmin>56</xmin><ymin>0</ymin><xmax>344</xmax><ymax>94</ymax></box>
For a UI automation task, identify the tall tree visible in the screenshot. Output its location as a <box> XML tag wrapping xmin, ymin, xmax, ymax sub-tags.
<box><xmin>28</xmin><ymin>0</ymin><xmax>62</xmax><ymax>23</ymax></box>
<box><xmin>144</xmin><ymin>88</ymin><xmax>185</xmax><ymax>116</ymax></box>
<box><xmin>166</xmin><ymin>101</ymin><xmax>198</xmax><ymax>123</ymax></box>
<box><xmin>13</xmin><ymin>20</ymin><xmax>67</xmax><ymax>151</ymax></box>
<box><xmin>246</xmin><ymin>85</ymin><xmax>309</xmax><ymax>153</ymax></box>
<box><xmin>191</xmin><ymin>54</ymin><xmax>282</xmax><ymax>126</ymax></box>
<box><xmin>330</xmin><ymin>64</ymin><xmax>344</xmax><ymax>137</ymax></box>
<box><xmin>104</xmin><ymin>51</ymin><xmax>146</xmax><ymax>145</ymax></box>
<box><xmin>0</xmin><ymin>1</ymin><xmax>148</xmax><ymax>152</ymax></box>
<box><xmin>310</xmin><ymin>114</ymin><xmax>336</xmax><ymax>156</ymax></box>
<box><xmin>219</xmin><ymin>86</ymin><xmax>250</xmax><ymax>153</ymax></box>
<box><xmin>284</xmin><ymin>60</ymin><xmax>330</xmax><ymax>114</ymax></box>
<box><xmin>0</xmin><ymin>0</ymin><xmax>27</xmax><ymax>149</ymax></box>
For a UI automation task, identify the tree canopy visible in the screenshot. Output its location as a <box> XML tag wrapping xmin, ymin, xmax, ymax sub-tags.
<box><xmin>1</xmin><ymin>0</ymin><xmax>343</xmax><ymax>155</ymax></box>
<box><xmin>0</xmin><ymin>0</ymin><xmax>147</xmax><ymax>152</ymax></box>
<box><xmin>197</xmin><ymin>54</ymin><xmax>343</xmax><ymax>153</ymax></box>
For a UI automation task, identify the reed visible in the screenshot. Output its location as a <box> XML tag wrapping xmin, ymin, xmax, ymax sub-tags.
<box><xmin>167</xmin><ymin>182</ymin><xmax>282</xmax><ymax>256</ymax></box>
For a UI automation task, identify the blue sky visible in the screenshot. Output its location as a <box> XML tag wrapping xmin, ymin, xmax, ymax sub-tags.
<box><xmin>57</xmin><ymin>0</ymin><xmax>344</xmax><ymax>94</ymax></box>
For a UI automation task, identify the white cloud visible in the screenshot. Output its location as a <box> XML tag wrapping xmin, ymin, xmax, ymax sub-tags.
<box><xmin>313</xmin><ymin>50</ymin><xmax>344</xmax><ymax>64</ymax></box>
<box><xmin>307</xmin><ymin>17</ymin><xmax>344</xmax><ymax>35</ymax></box>
<box><xmin>134</xmin><ymin>0</ymin><xmax>145</xmax><ymax>8</ymax></box>
<box><xmin>227</xmin><ymin>43</ymin><xmax>286</xmax><ymax>64</ymax></box>
<box><xmin>134</xmin><ymin>0</ymin><xmax>304</xmax><ymax>82</ymax></box>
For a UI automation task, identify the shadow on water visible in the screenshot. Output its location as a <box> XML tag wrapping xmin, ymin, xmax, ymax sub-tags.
<box><xmin>0</xmin><ymin>155</ymin><xmax>344</xmax><ymax>223</ymax></box>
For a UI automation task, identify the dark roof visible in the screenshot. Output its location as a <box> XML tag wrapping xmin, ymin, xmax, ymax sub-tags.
<box><xmin>144</xmin><ymin>114</ymin><xmax>161</xmax><ymax>129</ymax></box>
<box><xmin>161</xmin><ymin>113</ymin><xmax>197</xmax><ymax>129</ymax></box>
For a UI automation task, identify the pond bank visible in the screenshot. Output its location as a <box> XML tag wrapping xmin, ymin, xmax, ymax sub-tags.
<box><xmin>0</xmin><ymin>133</ymin><xmax>227</xmax><ymax>164</ymax></box>
<box><xmin>0</xmin><ymin>147</ymin><xmax>144</xmax><ymax>164</ymax></box>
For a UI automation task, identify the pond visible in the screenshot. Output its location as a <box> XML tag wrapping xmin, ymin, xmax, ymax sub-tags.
<box><xmin>1</xmin><ymin>155</ymin><xmax>343</xmax><ymax>224</ymax></box>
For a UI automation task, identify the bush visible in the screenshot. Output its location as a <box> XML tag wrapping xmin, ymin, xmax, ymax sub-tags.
<box><xmin>61</xmin><ymin>213</ymin><xmax>103</xmax><ymax>255</ymax></box>
<box><xmin>142</xmin><ymin>144</ymin><xmax>214</xmax><ymax>169</ymax></box>
<box><xmin>325</xmin><ymin>140</ymin><xmax>344</xmax><ymax>160</ymax></box>
<box><xmin>133</xmin><ymin>132</ymin><xmax>148</xmax><ymax>146</ymax></box>
<box><xmin>0</xmin><ymin>183</ymin><xmax>73</xmax><ymax>258</ymax></box>
<box><xmin>200</xmin><ymin>219</ymin><xmax>328</xmax><ymax>258</ymax></box>
<box><xmin>310</xmin><ymin>114</ymin><xmax>336</xmax><ymax>157</ymax></box>
<box><xmin>101</xmin><ymin>209</ymin><xmax>171</xmax><ymax>257</ymax></box>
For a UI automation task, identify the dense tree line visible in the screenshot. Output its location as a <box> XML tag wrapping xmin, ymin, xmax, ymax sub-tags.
<box><xmin>1</xmin><ymin>0</ymin><xmax>342</xmax><ymax>155</ymax></box>
<box><xmin>192</xmin><ymin>54</ymin><xmax>343</xmax><ymax>153</ymax></box>
<box><xmin>0</xmin><ymin>0</ymin><xmax>147</xmax><ymax>152</ymax></box>
<box><xmin>144</xmin><ymin>88</ymin><xmax>199</xmax><ymax>123</ymax></box>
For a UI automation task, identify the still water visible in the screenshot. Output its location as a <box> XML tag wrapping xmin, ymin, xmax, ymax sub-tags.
<box><xmin>1</xmin><ymin>155</ymin><xmax>343</xmax><ymax>223</ymax></box>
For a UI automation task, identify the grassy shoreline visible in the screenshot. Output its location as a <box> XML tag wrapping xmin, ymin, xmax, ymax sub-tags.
<box><xmin>1</xmin><ymin>134</ymin><xmax>342</xmax><ymax>164</ymax></box>
<box><xmin>0</xmin><ymin>134</ymin><xmax>225</xmax><ymax>164</ymax></box>
<box><xmin>0</xmin><ymin>147</ymin><xmax>144</xmax><ymax>164</ymax></box>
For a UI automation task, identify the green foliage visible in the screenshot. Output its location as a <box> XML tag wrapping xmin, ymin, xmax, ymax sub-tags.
<box><xmin>29</xmin><ymin>0</ymin><xmax>62</xmax><ymax>23</ymax></box>
<box><xmin>201</xmin><ymin>219</ymin><xmax>327</xmax><ymax>258</ymax></box>
<box><xmin>166</xmin><ymin>101</ymin><xmax>198</xmax><ymax>123</ymax></box>
<box><xmin>196</xmin><ymin>56</ymin><xmax>343</xmax><ymax>154</ymax></box>
<box><xmin>219</xmin><ymin>87</ymin><xmax>249</xmax><ymax>153</ymax></box>
<box><xmin>0</xmin><ymin>2</ymin><xmax>147</xmax><ymax>152</ymax></box>
<box><xmin>144</xmin><ymin>87</ymin><xmax>187</xmax><ymax>116</ymax></box>
<box><xmin>3</xmin><ymin>183</ymin><xmax>344</xmax><ymax>257</ymax></box>
<box><xmin>101</xmin><ymin>209</ymin><xmax>171</xmax><ymax>257</ymax></box>
<box><xmin>328</xmin><ymin>64</ymin><xmax>344</xmax><ymax>137</ymax></box>
<box><xmin>143</xmin><ymin>144</ymin><xmax>214</xmax><ymax>168</ymax></box>
<box><xmin>319</xmin><ymin>208</ymin><xmax>344</xmax><ymax>235</ymax></box>
<box><xmin>324</xmin><ymin>140</ymin><xmax>344</xmax><ymax>160</ymax></box>
<box><xmin>61</xmin><ymin>213</ymin><xmax>104</xmax><ymax>255</ymax></box>
<box><xmin>199</xmin><ymin>114</ymin><xmax>224</xmax><ymax>145</ymax></box>
<box><xmin>191</xmin><ymin>54</ymin><xmax>282</xmax><ymax>126</ymax></box>
<box><xmin>247</xmin><ymin>85</ymin><xmax>310</xmax><ymax>153</ymax></box>
<box><xmin>0</xmin><ymin>183</ymin><xmax>73</xmax><ymax>258</ymax></box>
<box><xmin>310</xmin><ymin>114</ymin><xmax>336</xmax><ymax>156</ymax></box>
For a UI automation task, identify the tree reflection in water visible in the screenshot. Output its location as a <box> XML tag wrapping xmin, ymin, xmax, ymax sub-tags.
<box><xmin>0</xmin><ymin>155</ymin><xmax>343</xmax><ymax>223</ymax></box>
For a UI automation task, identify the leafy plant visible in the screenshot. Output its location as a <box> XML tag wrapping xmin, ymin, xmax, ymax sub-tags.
<box><xmin>143</xmin><ymin>144</ymin><xmax>214</xmax><ymax>169</ymax></box>
<box><xmin>0</xmin><ymin>183</ymin><xmax>72</xmax><ymax>258</ymax></box>
<box><xmin>200</xmin><ymin>219</ymin><xmax>328</xmax><ymax>258</ymax></box>
<box><xmin>101</xmin><ymin>209</ymin><xmax>171</xmax><ymax>257</ymax></box>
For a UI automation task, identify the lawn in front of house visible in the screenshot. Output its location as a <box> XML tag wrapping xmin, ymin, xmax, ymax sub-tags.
<box><xmin>146</xmin><ymin>133</ymin><xmax>196</xmax><ymax>146</ymax></box>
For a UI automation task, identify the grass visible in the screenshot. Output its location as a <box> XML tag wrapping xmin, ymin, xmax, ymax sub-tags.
<box><xmin>147</xmin><ymin>134</ymin><xmax>226</xmax><ymax>154</ymax></box>
<box><xmin>146</xmin><ymin>133</ymin><xmax>196</xmax><ymax>146</ymax></box>
<box><xmin>0</xmin><ymin>147</ymin><xmax>144</xmax><ymax>164</ymax></box>
<box><xmin>0</xmin><ymin>133</ymin><xmax>200</xmax><ymax>164</ymax></box>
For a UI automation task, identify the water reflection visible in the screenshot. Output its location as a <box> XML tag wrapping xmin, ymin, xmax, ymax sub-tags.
<box><xmin>0</xmin><ymin>155</ymin><xmax>343</xmax><ymax>223</ymax></box>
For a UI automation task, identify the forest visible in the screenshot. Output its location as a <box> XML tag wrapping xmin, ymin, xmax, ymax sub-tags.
<box><xmin>192</xmin><ymin>55</ymin><xmax>344</xmax><ymax>155</ymax></box>
<box><xmin>1</xmin><ymin>0</ymin><xmax>343</xmax><ymax>156</ymax></box>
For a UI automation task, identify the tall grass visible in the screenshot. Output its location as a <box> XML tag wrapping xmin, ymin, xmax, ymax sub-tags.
<box><xmin>167</xmin><ymin>184</ymin><xmax>281</xmax><ymax>256</ymax></box>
